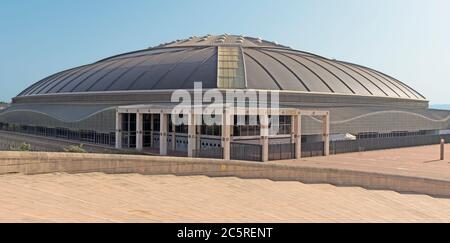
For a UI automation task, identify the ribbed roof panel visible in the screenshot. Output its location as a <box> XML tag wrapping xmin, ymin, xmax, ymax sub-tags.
<box><xmin>17</xmin><ymin>35</ymin><xmax>426</xmax><ymax>101</ymax></box>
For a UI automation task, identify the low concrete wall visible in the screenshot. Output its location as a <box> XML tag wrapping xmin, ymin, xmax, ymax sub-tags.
<box><xmin>1</xmin><ymin>151</ymin><xmax>450</xmax><ymax>198</ymax></box>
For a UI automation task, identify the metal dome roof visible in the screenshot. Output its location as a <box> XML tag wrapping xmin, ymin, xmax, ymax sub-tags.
<box><xmin>18</xmin><ymin>35</ymin><xmax>425</xmax><ymax>100</ymax></box>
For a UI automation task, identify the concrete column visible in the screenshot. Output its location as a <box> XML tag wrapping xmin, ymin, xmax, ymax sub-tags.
<box><xmin>322</xmin><ymin>113</ymin><xmax>330</xmax><ymax>156</ymax></box>
<box><xmin>160</xmin><ymin>113</ymin><xmax>168</xmax><ymax>156</ymax></box>
<box><xmin>221</xmin><ymin>110</ymin><xmax>231</xmax><ymax>160</ymax></box>
<box><xmin>188</xmin><ymin>113</ymin><xmax>197</xmax><ymax>157</ymax></box>
<box><xmin>115</xmin><ymin>112</ymin><xmax>123</xmax><ymax>149</ymax></box>
<box><xmin>150</xmin><ymin>114</ymin><xmax>154</xmax><ymax>147</ymax></box>
<box><xmin>294</xmin><ymin>114</ymin><xmax>302</xmax><ymax>159</ymax></box>
<box><xmin>136</xmin><ymin>113</ymin><xmax>143</xmax><ymax>151</ymax></box>
<box><xmin>260</xmin><ymin>114</ymin><xmax>270</xmax><ymax>162</ymax></box>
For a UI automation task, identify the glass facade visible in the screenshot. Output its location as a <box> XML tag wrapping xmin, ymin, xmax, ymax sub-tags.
<box><xmin>232</xmin><ymin>115</ymin><xmax>292</xmax><ymax>136</ymax></box>
<box><xmin>122</xmin><ymin>113</ymin><xmax>136</xmax><ymax>148</ymax></box>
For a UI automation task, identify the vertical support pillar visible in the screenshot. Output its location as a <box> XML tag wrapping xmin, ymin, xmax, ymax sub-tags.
<box><xmin>160</xmin><ymin>112</ymin><xmax>168</xmax><ymax>156</ymax></box>
<box><xmin>136</xmin><ymin>112</ymin><xmax>143</xmax><ymax>151</ymax></box>
<box><xmin>441</xmin><ymin>138</ymin><xmax>445</xmax><ymax>161</ymax></box>
<box><xmin>322</xmin><ymin>113</ymin><xmax>330</xmax><ymax>156</ymax></box>
<box><xmin>260</xmin><ymin>114</ymin><xmax>269</xmax><ymax>162</ymax></box>
<box><xmin>115</xmin><ymin>112</ymin><xmax>123</xmax><ymax>149</ymax></box>
<box><xmin>294</xmin><ymin>114</ymin><xmax>302</xmax><ymax>159</ymax></box>
<box><xmin>222</xmin><ymin>109</ymin><xmax>231</xmax><ymax>160</ymax></box>
<box><xmin>188</xmin><ymin>113</ymin><xmax>197</xmax><ymax>157</ymax></box>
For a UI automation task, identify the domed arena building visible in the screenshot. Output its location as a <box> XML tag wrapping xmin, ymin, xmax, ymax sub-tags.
<box><xmin>1</xmin><ymin>34</ymin><xmax>449</xmax><ymax>161</ymax></box>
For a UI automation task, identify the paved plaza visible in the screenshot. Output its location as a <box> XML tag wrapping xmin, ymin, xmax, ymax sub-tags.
<box><xmin>282</xmin><ymin>144</ymin><xmax>450</xmax><ymax>181</ymax></box>
<box><xmin>1</xmin><ymin>172</ymin><xmax>450</xmax><ymax>223</ymax></box>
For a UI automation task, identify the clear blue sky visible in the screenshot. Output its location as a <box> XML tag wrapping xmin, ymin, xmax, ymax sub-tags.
<box><xmin>0</xmin><ymin>0</ymin><xmax>449</xmax><ymax>104</ymax></box>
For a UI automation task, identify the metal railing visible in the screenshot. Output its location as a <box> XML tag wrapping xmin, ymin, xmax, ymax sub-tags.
<box><xmin>2</xmin><ymin>122</ymin><xmax>449</xmax><ymax>161</ymax></box>
<box><xmin>194</xmin><ymin>147</ymin><xmax>224</xmax><ymax>159</ymax></box>
<box><xmin>0</xmin><ymin>130</ymin><xmax>119</xmax><ymax>153</ymax></box>
<box><xmin>0</xmin><ymin>122</ymin><xmax>115</xmax><ymax>147</ymax></box>
<box><xmin>331</xmin><ymin>134</ymin><xmax>450</xmax><ymax>154</ymax></box>
<box><xmin>302</xmin><ymin>141</ymin><xmax>325</xmax><ymax>158</ymax></box>
<box><xmin>269</xmin><ymin>143</ymin><xmax>295</xmax><ymax>161</ymax></box>
<box><xmin>231</xmin><ymin>142</ymin><xmax>262</xmax><ymax>162</ymax></box>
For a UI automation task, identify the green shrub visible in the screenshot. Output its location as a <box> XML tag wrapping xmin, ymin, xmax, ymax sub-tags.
<box><xmin>8</xmin><ymin>143</ymin><xmax>31</xmax><ymax>151</ymax></box>
<box><xmin>64</xmin><ymin>144</ymin><xmax>87</xmax><ymax>153</ymax></box>
<box><xmin>19</xmin><ymin>143</ymin><xmax>31</xmax><ymax>151</ymax></box>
